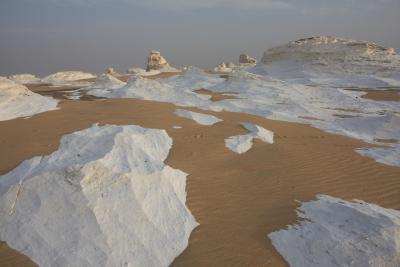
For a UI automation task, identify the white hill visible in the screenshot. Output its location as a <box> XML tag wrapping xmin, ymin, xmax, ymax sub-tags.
<box><xmin>254</xmin><ymin>36</ymin><xmax>400</xmax><ymax>87</ymax></box>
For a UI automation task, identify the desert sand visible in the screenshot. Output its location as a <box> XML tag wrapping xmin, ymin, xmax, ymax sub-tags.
<box><xmin>0</xmin><ymin>85</ymin><xmax>399</xmax><ymax>266</ymax></box>
<box><xmin>358</xmin><ymin>89</ymin><xmax>400</xmax><ymax>102</ymax></box>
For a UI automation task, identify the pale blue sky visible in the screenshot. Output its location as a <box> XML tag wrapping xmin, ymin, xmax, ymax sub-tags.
<box><xmin>1</xmin><ymin>0</ymin><xmax>399</xmax><ymax>76</ymax></box>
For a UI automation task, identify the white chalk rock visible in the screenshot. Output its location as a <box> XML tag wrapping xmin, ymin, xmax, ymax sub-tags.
<box><xmin>174</xmin><ymin>109</ymin><xmax>222</xmax><ymax>126</ymax></box>
<box><xmin>214</xmin><ymin>62</ymin><xmax>233</xmax><ymax>73</ymax></box>
<box><xmin>0</xmin><ymin>77</ymin><xmax>58</xmax><ymax>121</ymax></box>
<box><xmin>146</xmin><ymin>50</ymin><xmax>179</xmax><ymax>72</ymax></box>
<box><xmin>0</xmin><ymin>124</ymin><xmax>198</xmax><ymax>267</ymax></box>
<box><xmin>269</xmin><ymin>195</ymin><xmax>400</xmax><ymax>267</ymax></box>
<box><xmin>225</xmin><ymin>134</ymin><xmax>254</xmax><ymax>154</ymax></box>
<box><xmin>87</xmin><ymin>74</ymin><xmax>210</xmax><ymax>107</ymax></box>
<box><xmin>42</xmin><ymin>71</ymin><xmax>96</xmax><ymax>84</ymax></box>
<box><xmin>127</xmin><ymin>67</ymin><xmax>161</xmax><ymax>76</ymax></box>
<box><xmin>89</xmin><ymin>74</ymin><xmax>126</xmax><ymax>90</ymax></box>
<box><xmin>239</xmin><ymin>54</ymin><xmax>257</xmax><ymax>65</ymax></box>
<box><xmin>8</xmin><ymin>74</ymin><xmax>41</xmax><ymax>84</ymax></box>
<box><xmin>255</xmin><ymin>36</ymin><xmax>400</xmax><ymax>87</ymax></box>
<box><xmin>225</xmin><ymin>123</ymin><xmax>274</xmax><ymax>154</ymax></box>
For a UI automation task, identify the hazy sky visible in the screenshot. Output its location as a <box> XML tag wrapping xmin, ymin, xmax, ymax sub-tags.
<box><xmin>1</xmin><ymin>0</ymin><xmax>399</xmax><ymax>76</ymax></box>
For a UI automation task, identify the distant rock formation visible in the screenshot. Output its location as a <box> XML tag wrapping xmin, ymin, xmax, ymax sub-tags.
<box><xmin>8</xmin><ymin>74</ymin><xmax>40</xmax><ymax>84</ymax></box>
<box><xmin>106</xmin><ymin>67</ymin><xmax>120</xmax><ymax>77</ymax></box>
<box><xmin>146</xmin><ymin>50</ymin><xmax>175</xmax><ymax>72</ymax></box>
<box><xmin>42</xmin><ymin>71</ymin><xmax>96</xmax><ymax>84</ymax></box>
<box><xmin>127</xmin><ymin>68</ymin><xmax>161</xmax><ymax>77</ymax></box>
<box><xmin>226</xmin><ymin>62</ymin><xmax>235</xmax><ymax>69</ymax></box>
<box><xmin>214</xmin><ymin>62</ymin><xmax>235</xmax><ymax>73</ymax></box>
<box><xmin>239</xmin><ymin>54</ymin><xmax>257</xmax><ymax>64</ymax></box>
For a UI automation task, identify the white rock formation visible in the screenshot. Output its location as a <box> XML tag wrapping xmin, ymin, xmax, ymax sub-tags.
<box><xmin>255</xmin><ymin>36</ymin><xmax>400</xmax><ymax>87</ymax></box>
<box><xmin>0</xmin><ymin>124</ymin><xmax>198</xmax><ymax>267</ymax></box>
<box><xmin>239</xmin><ymin>54</ymin><xmax>257</xmax><ymax>65</ymax></box>
<box><xmin>127</xmin><ymin>67</ymin><xmax>161</xmax><ymax>76</ymax></box>
<box><xmin>225</xmin><ymin>123</ymin><xmax>274</xmax><ymax>154</ymax></box>
<box><xmin>269</xmin><ymin>195</ymin><xmax>400</xmax><ymax>267</ymax></box>
<box><xmin>146</xmin><ymin>50</ymin><xmax>179</xmax><ymax>72</ymax></box>
<box><xmin>214</xmin><ymin>62</ymin><xmax>234</xmax><ymax>73</ymax></box>
<box><xmin>174</xmin><ymin>109</ymin><xmax>222</xmax><ymax>126</ymax></box>
<box><xmin>89</xmin><ymin>74</ymin><xmax>126</xmax><ymax>90</ymax></box>
<box><xmin>226</xmin><ymin>62</ymin><xmax>235</xmax><ymax>69</ymax></box>
<box><xmin>42</xmin><ymin>71</ymin><xmax>96</xmax><ymax>84</ymax></box>
<box><xmin>87</xmin><ymin>74</ymin><xmax>211</xmax><ymax>107</ymax></box>
<box><xmin>162</xmin><ymin>66</ymin><xmax>225</xmax><ymax>91</ymax></box>
<box><xmin>105</xmin><ymin>67</ymin><xmax>121</xmax><ymax>77</ymax></box>
<box><xmin>8</xmin><ymin>74</ymin><xmax>41</xmax><ymax>84</ymax></box>
<box><xmin>0</xmin><ymin>77</ymin><xmax>58</xmax><ymax>121</ymax></box>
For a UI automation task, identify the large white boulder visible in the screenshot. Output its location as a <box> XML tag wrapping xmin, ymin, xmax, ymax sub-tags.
<box><xmin>0</xmin><ymin>124</ymin><xmax>198</xmax><ymax>267</ymax></box>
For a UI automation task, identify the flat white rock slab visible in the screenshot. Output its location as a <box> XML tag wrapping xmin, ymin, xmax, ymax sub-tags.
<box><xmin>268</xmin><ymin>195</ymin><xmax>400</xmax><ymax>267</ymax></box>
<box><xmin>0</xmin><ymin>124</ymin><xmax>198</xmax><ymax>267</ymax></box>
<box><xmin>225</xmin><ymin>123</ymin><xmax>274</xmax><ymax>154</ymax></box>
<box><xmin>174</xmin><ymin>109</ymin><xmax>222</xmax><ymax>126</ymax></box>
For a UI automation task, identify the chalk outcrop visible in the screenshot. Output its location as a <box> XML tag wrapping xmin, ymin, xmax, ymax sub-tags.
<box><xmin>255</xmin><ymin>36</ymin><xmax>400</xmax><ymax>87</ymax></box>
<box><xmin>269</xmin><ymin>195</ymin><xmax>400</xmax><ymax>267</ymax></box>
<box><xmin>42</xmin><ymin>71</ymin><xmax>96</xmax><ymax>84</ymax></box>
<box><xmin>105</xmin><ymin>67</ymin><xmax>120</xmax><ymax>77</ymax></box>
<box><xmin>214</xmin><ymin>62</ymin><xmax>235</xmax><ymax>73</ymax></box>
<box><xmin>89</xmin><ymin>74</ymin><xmax>126</xmax><ymax>90</ymax></box>
<box><xmin>8</xmin><ymin>74</ymin><xmax>41</xmax><ymax>84</ymax></box>
<box><xmin>127</xmin><ymin>67</ymin><xmax>161</xmax><ymax>77</ymax></box>
<box><xmin>0</xmin><ymin>77</ymin><xmax>58</xmax><ymax>121</ymax></box>
<box><xmin>0</xmin><ymin>124</ymin><xmax>198</xmax><ymax>267</ymax></box>
<box><xmin>239</xmin><ymin>54</ymin><xmax>257</xmax><ymax>65</ymax></box>
<box><xmin>146</xmin><ymin>50</ymin><xmax>178</xmax><ymax>72</ymax></box>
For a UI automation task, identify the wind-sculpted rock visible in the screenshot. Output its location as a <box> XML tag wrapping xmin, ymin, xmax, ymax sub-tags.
<box><xmin>146</xmin><ymin>50</ymin><xmax>178</xmax><ymax>72</ymax></box>
<box><xmin>106</xmin><ymin>67</ymin><xmax>120</xmax><ymax>77</ymax></box>
<box><xmin>214</xmin><ymin>62</ymin><xmax>234</xmax><ymax>73</ymax></box>
<box><xmin>239</xmin><ymin>54</ymin><xmax>257</xmax><ymax>64</ymax></box>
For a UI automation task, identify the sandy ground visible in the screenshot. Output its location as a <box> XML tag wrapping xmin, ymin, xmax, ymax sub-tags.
<box><xmin>346</xmin><ymin>88</ymin><xmax>400</xmax><ymax>102</ymax></box>
<box><xmin>362</xmin><ymin>89</ymin><xmax>400</xmax><ymax>101</ymax></box>
<box><xmin>0</xmin><ymin>87</ymin><xmax>400</xmax><ymax>267</ymax></box>
<box><xmin>193</xmin><ymin>89</ymin><xmax>238</xmax><ymax>102</ymax></box>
